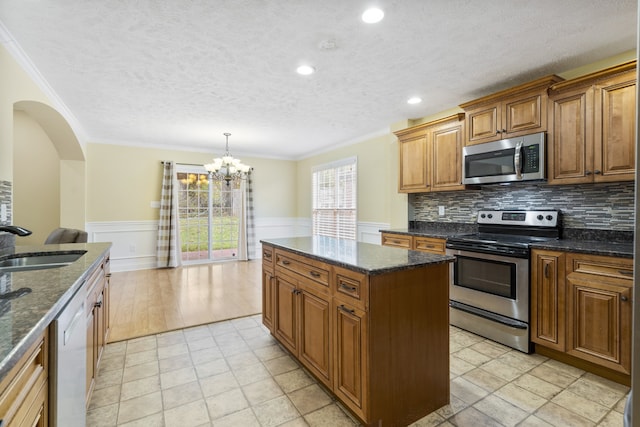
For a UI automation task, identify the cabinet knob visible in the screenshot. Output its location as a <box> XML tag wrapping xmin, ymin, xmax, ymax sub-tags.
<box><xmin>594</xmin><ymin>170</ymin><xmax>602</xmax><ymax>175</ymax></box>
<box><xmin>586</xmin><ymin>170</ymin><xmax>593</xmax><ymax>175</ymax></box>
<box><xmin>621</xmin><ymin>295</ymin><xmax>629</xmax><ymax>302</ymax></box>
<box><xmin>94</xmin><ymin>301</ymin><xmax>103</xmax><ymax>308</ymax></box>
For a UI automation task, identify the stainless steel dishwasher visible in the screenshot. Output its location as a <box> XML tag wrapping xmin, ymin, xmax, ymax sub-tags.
<box><xmin>50</xmin><ymin>280</ymin><xmax>87</xmax><ymax>427</ymax></box>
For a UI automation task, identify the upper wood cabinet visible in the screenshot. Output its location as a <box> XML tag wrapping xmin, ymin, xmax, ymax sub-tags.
<box><xmin>460</xmin><ymin>75</ymin><xmax>563</xmax><ymax>146</ymax></box>
<box><xmin>394</xmin><ymin>113</ymin><xmax>465</xmax><ymax>193</ymax></box>
<box><xmin>547</xmin><ymin>60</ymin><xmax>636</xmax><ymax>184</ymax></box>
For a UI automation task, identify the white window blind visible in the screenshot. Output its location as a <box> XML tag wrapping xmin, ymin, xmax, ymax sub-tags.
<box><xmin>312</xmin><ymin>157</ymin><xmax>357</xmax><ymax>240</ymax></box>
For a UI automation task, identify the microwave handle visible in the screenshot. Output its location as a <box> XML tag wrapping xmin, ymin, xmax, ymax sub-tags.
<box><xmin>514</xmin><ymin>141</ymin><xmax>523</xmax><ymax>179</ymax></box>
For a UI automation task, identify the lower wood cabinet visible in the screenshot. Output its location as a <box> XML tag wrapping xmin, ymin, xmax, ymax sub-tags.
<box><xmin>0</xmin><ymin>331</ymin><xmax>48</xmax><ymax>427</ymax></box>
<box><xmin>85</xmin><ymin>254</ymin><xmax>111</xmax><ymax>407</ymax></box>
<box><xmin>531</xmin><ymin>250</ymin><xmax>632</xmax><ymax>384</ymax></box>
<box><xmin>381</xmin><ymin>232</ymin><xmax>446</xmax><ymax>255</ymax></box>
<box><xmin>263</xmin><ymin>243</ymin><xmax>450</xmax><ymax>426</ymax></box>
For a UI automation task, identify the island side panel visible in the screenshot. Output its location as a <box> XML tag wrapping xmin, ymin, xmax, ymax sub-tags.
<box><xmin>368</xmin><ymin>262</ymin><xmax>450</xmax><ymax>426</ymax></box>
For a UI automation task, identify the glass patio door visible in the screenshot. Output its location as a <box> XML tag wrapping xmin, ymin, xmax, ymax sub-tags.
<box><xmin>176</xmin><ymin>165</ymin><xmax>241</xmax><ymax>263</ymax></box>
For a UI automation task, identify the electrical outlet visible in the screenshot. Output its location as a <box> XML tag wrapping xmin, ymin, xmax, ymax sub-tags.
<box><xmin>438</xmin><ymin>206</ymin><xmax>445</xmax><ymax>216</ymax></box>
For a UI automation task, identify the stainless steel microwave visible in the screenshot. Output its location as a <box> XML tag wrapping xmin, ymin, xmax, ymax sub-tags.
<box><xmin>463</xmin><ymin>132</ymin><xmax>545</xmax><ymax>185</ymax></box>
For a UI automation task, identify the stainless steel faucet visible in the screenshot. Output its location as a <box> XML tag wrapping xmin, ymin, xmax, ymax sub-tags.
<box><xmin>0</xmin><ymin>225</ymin><xmax>32</xmax><ymax>236</ymax></box>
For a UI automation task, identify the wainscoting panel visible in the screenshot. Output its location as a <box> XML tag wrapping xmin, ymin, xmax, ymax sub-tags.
<box><xmin>358</xmin><ymin>222</ymin><xmax>389</xmax><ymax>245</ymax></box>
<box><xmin>86</xmin><ymin>221</ymin><xmax>159</xmax><ymax>272</ymax></box>
<box><xmin>88</xmin><ymin>218</ymin><xmax>390</xmax><ymax>271</ymax></box>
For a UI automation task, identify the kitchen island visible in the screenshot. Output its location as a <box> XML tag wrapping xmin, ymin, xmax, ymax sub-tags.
<box><xmin>261</xmin><ymin>236</ymin><xmax>453</xmax><ymax>426</ymax></box>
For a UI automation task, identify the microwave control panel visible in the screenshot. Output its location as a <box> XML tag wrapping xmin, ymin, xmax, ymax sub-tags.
<box><xmin>522</xmin><ymin>144</ymin><xmax>540</xmax><ymax>173</ymax></box>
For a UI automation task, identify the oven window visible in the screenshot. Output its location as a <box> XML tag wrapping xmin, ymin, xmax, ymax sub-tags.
<box><xmin>453</xmin><ymin>256</ymin><xmax>516</xmax><ymax>299</ymax></box>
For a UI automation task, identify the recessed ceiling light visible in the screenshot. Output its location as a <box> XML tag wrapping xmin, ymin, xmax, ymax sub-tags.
<box><xmin>407</xmin><ymin>97</ymin><xmax>422</xmax><ymax>105</ymax></box>
<box><xmin>362</xmin><ymin>7</ymin><xmax>384</xmax><ymax>23</ymax></box>
<box><xmin>296</xmin><ymin>65</ymin><xmax>316</xmax><ymax>75</ymax></box>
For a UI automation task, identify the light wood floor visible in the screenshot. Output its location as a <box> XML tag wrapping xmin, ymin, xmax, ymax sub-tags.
<box><xmin>107</xmin><ymin>260</ymin><xmax>262</xmax><ymax>342</ymax></box>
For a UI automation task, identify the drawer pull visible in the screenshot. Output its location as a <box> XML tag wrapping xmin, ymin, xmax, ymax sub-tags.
<box><xmin>340</xmin><ymin>283</ymin><xmax>357</xmax><ymax>292</ymax></box>
<box><xmin>621</xmin><ymin>295</ymin><xmax>629</xmax><ymax>302</ymax></box>
<box><xmin>618</xmin><ymin>270</ymin><xmax>633</xmax><ymax>277</ymax></box>
<box><xmin>282</xmin><ymin>260</ymin><xmax>291</xmax><ymax>265</ymax></box>
<box><xmin>263</xmin><ymin>252</ymin><xmax>272</xmax><ymax>258</ymax></box>
<box><xmin>310</xmin><ymin>271</ymin><xmax>321</xmax><ymax>278</ymax></box>
<box><xmin>338</xmin><ymin>304</ymin><xmax>355</xmax><ymax>315</ymax></box>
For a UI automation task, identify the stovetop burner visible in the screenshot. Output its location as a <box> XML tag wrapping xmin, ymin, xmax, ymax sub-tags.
<box><xmin>446</xmin><ymin>210</ymin><xmax>561</xmax><ymax>258</ymax></box>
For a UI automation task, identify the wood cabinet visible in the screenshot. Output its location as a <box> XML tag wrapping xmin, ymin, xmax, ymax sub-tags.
<box><xmin>273</xmin><ymin>249</ymin><xmax>332</xmax><ymax>388</ymax></box>
<box><xmin>0</xmin><ymin>331</ymin><xmax>48</xmax><ymax>427</ymax></box>
<box><xmin>531</xmin><ymin>249</ymin><xmax>633</xmax><ymax>383</ymax></box>
<box><xmin>547</xmin><ymin>60</ymin><xmax>636</xmax><ymax>184</ymax></box>
<box><xmin>460</xmin><ymin>75</ymin><xmax>563</xmax><ymax>146</ymax></box>
<box><xmin>263</xmin><ymin>241</ymin><xmax>450</xmax><ymax>426</ymax></box>
<box><xmin>395</xmin><ymin>113</ymin><xmax>465</xmax><ymax>193</ymax></box>
<box><xmin>85</xmin><ymin>254</ymin><xmax>111</xmax><ymax>407</ymax></box>
<box><xmin>381</xmin><ymin>232</ymin><xmax>446</xmax><ymax>255</ymax></box>
<box><xmin>531</xmin><ymin>250</ymin><xmax>566</xmax><ymax>351</ymax></box>
<box><xmin>262</xmin><ymin>245</ymin><xmax>275</xmax><ymax>331</ymax></box>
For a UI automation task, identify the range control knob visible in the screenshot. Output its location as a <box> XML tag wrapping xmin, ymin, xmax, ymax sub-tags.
<box><xmin>487</xmin><ymin>214</ymin><xmax>493</xmax><ymax>219</ymax></box>
<box><xmin>546</xmin><ymin>215</ymin><xmax>554</xmax><ymax>221</ymax></box>
<box><xmin>480</xmin><ymin>214</ymin><xmax>486</xmax><ymax>218</ymax></box>
<box><xmin>537</xmin><ymin>215</ymin><xmax>544</xmax><ymax>220</ymax></box>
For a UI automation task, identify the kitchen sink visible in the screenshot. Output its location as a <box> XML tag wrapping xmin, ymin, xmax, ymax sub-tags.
<box><xmin>0</xmin><ymin>251</ymin><xmax>87</xmax><ymax>273</ymax></box>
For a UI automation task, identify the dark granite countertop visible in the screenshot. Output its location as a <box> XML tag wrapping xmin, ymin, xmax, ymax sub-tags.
<box><xmin>0</xmin><ymin>242</ymin><xmax>111</xmax><ymax>382</ymax></box>
<box><xmin>261</xmin><ymin>236</ymin><xmax>453</xmax><ymax>275</ymax></box>
<box><xmin>381</xmin><ymin>224</ymin><xmax>634</xmax><ymax>258</ymax></box>
<box><xmin>530</xmin><ymin>239</ymin><xmax>634</xmax><ymax>258</ymax></box>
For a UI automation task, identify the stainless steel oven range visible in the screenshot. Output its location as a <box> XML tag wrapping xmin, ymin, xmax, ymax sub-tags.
<box><xmin>446</xmin><ymin>210</ymin><xmax>560</xmax><ymax>353</ymax></box>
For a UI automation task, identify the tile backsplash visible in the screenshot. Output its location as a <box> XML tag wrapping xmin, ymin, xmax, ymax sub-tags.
<box><xmin>409</xmin><ymin>181</ymin><xmax>635</xmax><ymax>231</ymax></box>
<box><xmin>0</xmin><ymin>180</ymin><xmax>13</xmax><ymax>249</ymax></box>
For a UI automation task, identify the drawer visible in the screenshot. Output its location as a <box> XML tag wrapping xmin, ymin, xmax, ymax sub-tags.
<box><xmin>567</xmin><ymin>254</ymin><xmax>633</xmax><ymax>281</ymax></box>
<box><xmin>381</xmin><ymin>233</ymin><xmax>411</xmax><ymax>249</ymax></box>
<box><xmin>275</xmin><ymin>250</ymin><xmax>330</xmax><ymax>287</ymax></box>
<box><xmin>262</xmin><ymin>245</ymin><xmax>275</xmax><ymax>270</ymax></box>
<box><xmin>0</xmin><ymin>334</ymin><xmax>47</xmax><ymax>427</ymax></box>
<box><xmin>413</xmin><ymin>237</ymin><xmax>446</xmax><ymax>254</ymax></box>
<box><xmin>334</xmin><ymin>266</ymin><xmax>368</xmax><ymax>309</ymax></box>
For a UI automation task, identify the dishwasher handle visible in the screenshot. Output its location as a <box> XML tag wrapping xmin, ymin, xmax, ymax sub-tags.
<box><xmin>63</xmin><ymin>302</ymin><xmax>85</xmax><ymax>346</ymax></box>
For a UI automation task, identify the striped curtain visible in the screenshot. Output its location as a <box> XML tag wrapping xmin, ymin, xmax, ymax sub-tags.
<box><xmin>156</xmin><ymin>161</ymin><xmax>181</xmax><ymax>268</ymax></box>
<box><xmin>246</xmin><ymin>171</ymin><xmax>256</xmax><ymax>259</ymax></box>
<box><xmin>236</xmin><ymin>170</ymin><xmax>256</xmax><ymax>261</ymax></box>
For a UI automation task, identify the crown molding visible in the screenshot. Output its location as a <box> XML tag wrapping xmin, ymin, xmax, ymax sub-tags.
<box><xmin>0</xmin><ymin>21</ymin><xmax>88</xmax><ymax>145</ymax></box>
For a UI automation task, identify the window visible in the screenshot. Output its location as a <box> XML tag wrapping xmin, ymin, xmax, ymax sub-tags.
<box><xmin>312</xmin><ymin>157</ymin><xmax>357</xmax><ymax>240</ymax></box>
<box><xmin>176</xmin><ymin>165</ymin><xmax>243</xmax><ymax>263</ymax></box>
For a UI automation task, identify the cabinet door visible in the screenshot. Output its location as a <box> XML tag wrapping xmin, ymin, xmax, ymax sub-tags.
<box><xmin>595</xmin><ymin>72</ymin><xmax>636</xmax><ymax>182</ymax></box>
<box><xmin>274</xmin><ymin>275</ymin><xmax>298</xmax><ymax>354</ymax></box>
<box><xmin>86</xmin><ymin>307</ymin><xmax>95</xmax><ymax>400</ymax></box>
<box><xmin>503</xmin><ymin>94</ymin><xmax>544</xmax><ymax>137</ymax></box>
<box><xmin>398</xmin><ymin>134</ymin><xmax>429</xmax><ymax>192</ymax></box>
<box><xmin>262</xmin><ymin>268</ymin><xmax>275</xmax><ymax>332</ymax></box>
<box><xmin>547</xmin><ymin>87</ymin><xmax>594</xmax><ymax>184</ymax></box>
<box><xmin>466</xmin><ymin>104</ymin><xmax>500</xmax><ymax>145</ymax></box>
<box><xmin>333</xmin><ymin>301</ymin><xmax>367</xmax><ymax>421</ymax></box>
<box><xmin>531</xmin><ymin>250</ymin><xmax>565</xmax><ymax>350</ymax></box>
<box><xmin>566</xmin><ymin>273</ymin><xmax>632</xmax><ymax>374</ymax></box>
<box><xmin>298</xmin><ymin>289</ymin><xmax>331</xmax><ymax>387</ymax></box>
<box><xmin>431</xmin><ymin>124</ymin><xmax>464</xmax><ymax>191</ymax></box>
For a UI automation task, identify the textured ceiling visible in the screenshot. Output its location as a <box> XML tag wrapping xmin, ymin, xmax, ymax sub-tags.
<box><xmin>0</xmin><ymin>0</ymin><xmax>637</xmax><ymax>159</ymax></box>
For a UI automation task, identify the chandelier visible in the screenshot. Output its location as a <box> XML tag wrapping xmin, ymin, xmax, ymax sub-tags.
<box><xmin>204</xmin><ymin>133</ymin><xmax>251</xmax><ymax>185</ymax></box>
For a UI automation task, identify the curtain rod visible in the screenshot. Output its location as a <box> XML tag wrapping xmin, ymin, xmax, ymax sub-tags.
<box><xmin>160</xmin><ymin>161</ymin><xmax>204</xmax><ymax>166</ymax></box>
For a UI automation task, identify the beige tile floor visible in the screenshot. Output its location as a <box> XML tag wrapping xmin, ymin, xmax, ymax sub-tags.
<box><xmin>87</xmin><ymin>316</ymin><xmax>630</xmax><ymax>427</ymax></box>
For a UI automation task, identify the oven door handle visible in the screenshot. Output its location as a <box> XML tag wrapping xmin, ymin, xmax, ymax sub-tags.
<box><xmin>449</xmin><ymin>300</ymin><xmax>528</xmax><ymax>330</ymax></box>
